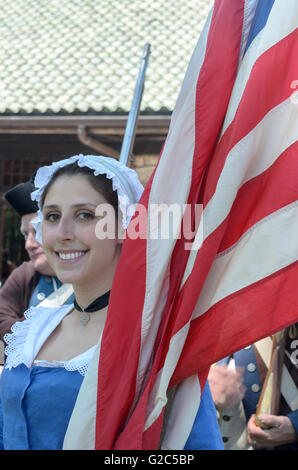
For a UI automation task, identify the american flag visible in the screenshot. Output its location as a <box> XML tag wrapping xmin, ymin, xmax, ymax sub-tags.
<box><xmin>63</xmin><ymin>0</ymin><xmax>298</xmax><ymax>450</ymax></box>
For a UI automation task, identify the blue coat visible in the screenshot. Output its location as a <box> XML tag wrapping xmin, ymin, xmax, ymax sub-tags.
<box><xmin>218</xmin><ymin>345</ymin><xmax>298</xmax><ymax>450</ymax></box>
<box><xmin>29</xmin><ymin>274</ymin><xmax>74</xmax><ymax>307</ymax></box>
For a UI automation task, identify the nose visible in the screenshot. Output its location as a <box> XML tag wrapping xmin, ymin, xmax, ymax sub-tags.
<box><xmin>55</xmin><ymin>216</ymin><xmax>75</xmax><ymax>242</ymax></box>
<box><xmin>25</xmin><ymin>231</ymin><xmax>40</xmax><ymax>252</ymax></box>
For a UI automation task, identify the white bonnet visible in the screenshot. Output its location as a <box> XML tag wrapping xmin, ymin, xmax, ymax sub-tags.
<box><xmin>31</xmin><ymin>154</ymin><xmax>144</xmax><ymax>244</ymax></box>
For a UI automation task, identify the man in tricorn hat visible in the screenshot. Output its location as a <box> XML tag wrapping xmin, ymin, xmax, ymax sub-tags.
<box><xmin>0</xmin><ymin>175</ymin><xmax>74</xmax><ymax>341</ymax></box>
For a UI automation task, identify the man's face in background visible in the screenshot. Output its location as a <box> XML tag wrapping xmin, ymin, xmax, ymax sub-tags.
<box><xmin>20</xmin><ymin>212</ymin><xmax>55</xmax><ymax>276</ymax></box>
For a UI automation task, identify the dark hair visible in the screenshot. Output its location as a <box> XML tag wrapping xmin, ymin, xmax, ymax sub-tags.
<box><xmin>41</xmin><ymin>163</ymin><xmax>119</xmax><ymax>214</ymax></box>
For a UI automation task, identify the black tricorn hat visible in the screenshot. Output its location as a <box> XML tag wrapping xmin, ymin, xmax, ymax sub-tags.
<box><xmin>5</xmin><ymin>174</ymin><xmax>38</xmax><ymax>217</ymax></box>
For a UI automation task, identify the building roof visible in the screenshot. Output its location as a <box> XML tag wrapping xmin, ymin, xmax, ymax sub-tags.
<box><xmin>0</xmin><ymin>0</ymin><xmax>213</xmax><ymax>115</ymax></box>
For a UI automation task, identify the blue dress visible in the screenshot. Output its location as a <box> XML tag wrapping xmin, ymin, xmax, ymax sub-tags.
<box><xmin>0</xmin><ymin>306</ymin><xmax>223</xmax><ymax>450</ymax></box>
<box><xmin>0</xmin><ymin>365</ymin><xmax>83</xmax><ymax>450</ymax></box>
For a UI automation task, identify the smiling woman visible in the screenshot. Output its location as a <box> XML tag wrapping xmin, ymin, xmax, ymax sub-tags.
<box><xmin>41</xmin><ymin>173</ymin><xmax>121</xmax><ymax>294</ymax></box>
<box><xmin>33</xmin><ymin>172</ymin><xmax>123</xmax><ymax>362</ymax></box>
<box><xmin>0</xmin><ymin>155</ymin><xmax>144</xmax><ymax>450</ymax></box>
<box><xmin>0</xmin><ymin>155</ymin><xmax>224</xmax><ymax>451</ymax></box>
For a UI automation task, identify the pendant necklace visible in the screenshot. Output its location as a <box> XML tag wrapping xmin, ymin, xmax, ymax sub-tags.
<box><xmin>74</xmin><ymin>291</ymin><xmax>110</xmax><ymax>327</ymax></box>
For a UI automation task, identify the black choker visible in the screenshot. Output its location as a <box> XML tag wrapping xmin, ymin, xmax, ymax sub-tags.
<box><xmin>74</xmin><ymin>291</ymin><xmax>110</xmax><ymax>327</ymax></box>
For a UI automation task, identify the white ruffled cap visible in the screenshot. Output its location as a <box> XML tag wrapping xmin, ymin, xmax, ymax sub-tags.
<box><xmin>31</xmin><ymin>154</ymin><xmax>144</xmax><ymax>245</ymax></box>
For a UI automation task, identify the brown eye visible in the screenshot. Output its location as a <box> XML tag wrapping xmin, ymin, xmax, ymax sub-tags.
<box><xmin>45</xmin><ymin>212</ymin><xmax>60</xmax><ymax>223</ymax></box>
<box><xmin>77</xmin><ymin>211</ymin><xmax>95</xmax><ymax>220</ymax></box>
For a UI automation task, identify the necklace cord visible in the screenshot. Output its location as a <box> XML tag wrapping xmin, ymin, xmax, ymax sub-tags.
<box><xmin>74</xmin><ymin>291</ymin><xmax>110</xmax><ymax>313</ymax></box>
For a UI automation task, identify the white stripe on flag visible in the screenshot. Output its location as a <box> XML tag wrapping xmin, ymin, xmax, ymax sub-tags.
<box><xmin>192</xmin><ymin>200</ymin><xmax>298</xmax><ymax>320</ymax></box>
<box><xmin>144</xmin><ymin>323</ymin><xmax>190</xmax><ymax>431</ymax></box>
<box><xmin>205</xmin><ymin>98</ymin><xmax>297</xmax><ymax>240</ymax></box>
<box><xmin>161</xmin><ymin>374</ymin><xmax>201</xmax><ymax>450</ymax></box>
<box><xmin>134</xmin><ymin>12</ymin><xmax>214</xmax><ymax>400</ymax></box>
<box><xmin>182</xmin><ymin>97</ymin><xmax>298</xmax><ymax>286</ymax></box>
<box><xmin>168</xmin><ymin>6</ymin><xmax>213</xmax><ymax>135</ymax></box>
<box><xmin>238</xmin><ymin>0</ymin><xmax>259</xmax><ymax>66</ymax></box>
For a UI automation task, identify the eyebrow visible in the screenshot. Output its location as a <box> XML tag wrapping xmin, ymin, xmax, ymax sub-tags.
<box><xmin>43</xmin><ymin>203</ymin><xmax>98</xmax><ymax>210</ymax></box>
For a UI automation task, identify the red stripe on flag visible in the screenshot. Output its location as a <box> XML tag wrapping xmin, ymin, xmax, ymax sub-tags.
<box><xmin>191</xmin><ymin>0</ymin><xmax>245</xmax><ymax>192</ymax></box>
<box><xmin>157</xmin><ymin>223</ymin><xmax>227</xmax><ymax>367</ymax></box>
<box><xmin>142</xmin><ymin>414</ymin><xmax>164</xmax><ymax>451</ymax></box>
<box><xmin>173</xmin><ymin>261</ymin><xmax>298</xmax><ymax>385</ymax></box>
<box><xmin>92</xmin><ymin>0</ymin><xmax>298</xmax><ymax>453</ymax></box>
<box><xmin>202</xmin><ymin>28</ymin><xmax>298</xmax><ymax>208</ymax></box>
<box><xmin>138</xmin><ymin>1</ymin><xmax>246</xmax><ymax>447</ymax></box>
<box><xmin>218</xmin><ymin>141</ymin><xmax>298</xmax><ymax>252</ymax></box>
<box><xmin>95</xmin><ymin>182</ymin><xmax>153</xmax><ymax>449</ymax></box>
<box><xmin>113</xmin><ymin>365</ymin><xmax>163</xmax><ymax>450</ymax></box>
<box><xmin>158</xmin><ymin>32</ymin><xmax>298</xmax><ymax>354</ymax></box>
<box><xmin>158</xmin><ymin>31</ymin><xmax>298</xmax><ymax>351</ymax></box>
<box><xmin>160</xmin><ymin>0</ymin><xmax>245</xmax><ymax>341</ymax></box>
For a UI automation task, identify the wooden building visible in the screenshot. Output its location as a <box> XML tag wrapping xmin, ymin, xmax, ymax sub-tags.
<box><xmin>0</xmin><ymin>0</ymin><xmax>212</xmax><ymax>278</ymax></box>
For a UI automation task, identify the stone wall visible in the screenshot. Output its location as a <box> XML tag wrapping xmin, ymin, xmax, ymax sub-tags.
<box><xmin>132</xmin><ymin>154</ymin><xmax>159</xmax><ymax>186</ymax></box>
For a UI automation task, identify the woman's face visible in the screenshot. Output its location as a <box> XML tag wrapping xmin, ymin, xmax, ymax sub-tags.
<box><xmin>41</xmin><ymin>174</ymin><xmax>122</xmax><ymax>290</ymax></box>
